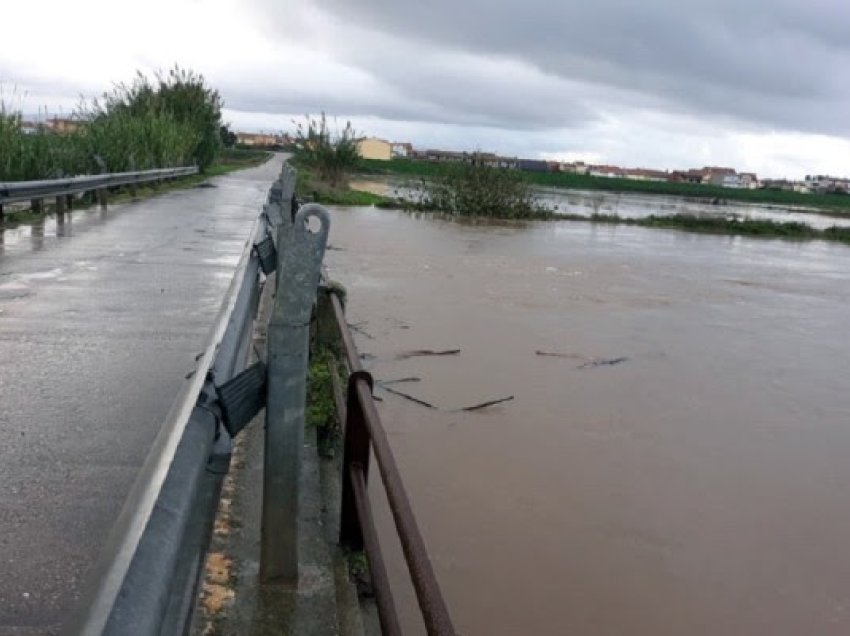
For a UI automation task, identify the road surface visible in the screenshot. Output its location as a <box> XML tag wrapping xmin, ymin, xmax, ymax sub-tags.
<box><xmin>0</xmin><ymin>154</ymin><xmax>282</xmax><ymax>635</ymax></box>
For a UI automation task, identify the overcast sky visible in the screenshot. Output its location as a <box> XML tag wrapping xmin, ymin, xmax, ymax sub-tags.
<box><xmin>2</xmin><ymin>0</ymin><xmax>849</xmax><ymax>178</ymax></box>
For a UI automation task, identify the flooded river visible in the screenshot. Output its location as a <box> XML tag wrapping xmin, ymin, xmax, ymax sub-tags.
<box><xmin>325</xmin><ymin>206</ymin><xmax>850</xmax><ymax>635</ymax></box>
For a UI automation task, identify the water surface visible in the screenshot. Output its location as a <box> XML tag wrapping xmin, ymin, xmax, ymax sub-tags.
<box><xmin>326</xmin><ymin>206</ymin><xmax>850</xmax><ymax>635</ymax></box>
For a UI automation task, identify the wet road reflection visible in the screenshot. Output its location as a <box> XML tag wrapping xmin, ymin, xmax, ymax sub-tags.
<box><xmin>0</xmin><ymin>156</ymin><xmax>281</xmax><ymax>634</ymax></box>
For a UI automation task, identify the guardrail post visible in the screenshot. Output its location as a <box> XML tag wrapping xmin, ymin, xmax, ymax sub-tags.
<box><xmin>261</xmin><ymin>203</ymin><xmax>330</xmax><ymax>583</ymax></box>
<box><xmin>31</xmin><ymin>199</ymin><xmax>43</xmax><ymax>213</ymax></box>
<box><xmin>55</xmin><ymin>195</ymin><xmax>65</xmax><ymax>214</ymax></box>
<box><xmin>280</xmin><ymin>164</ymin><xmax>296</xmax><ymax>224</ymax></box>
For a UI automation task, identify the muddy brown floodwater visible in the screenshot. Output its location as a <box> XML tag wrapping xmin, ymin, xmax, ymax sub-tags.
<box><xmin>325</xmin><ymin>206</ymin><xmax>850</xmax><ymax>636</ymax></box>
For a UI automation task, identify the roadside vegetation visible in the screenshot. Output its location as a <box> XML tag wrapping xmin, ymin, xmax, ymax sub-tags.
<box><xmin>359</xmin><ymin>158</ymin><xmax>850</xmax><ymax>215</ymax></box>
<box><xmin>1</xmin><ymin>66</ymin><xmax>224</xmax><ymax>181</ymax></box>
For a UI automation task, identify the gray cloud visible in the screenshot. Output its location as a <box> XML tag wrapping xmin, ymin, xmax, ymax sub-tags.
<box><xmin>246</xmin><ymin>0</ymin><xmax>850</xmax><ymax>137</ymax></box>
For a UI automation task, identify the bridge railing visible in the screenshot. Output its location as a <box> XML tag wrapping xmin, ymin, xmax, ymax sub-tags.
<box><xmin>321</xmin><ymin>289</ymin><xmax>456</xmax><ymax>636</ymax></box>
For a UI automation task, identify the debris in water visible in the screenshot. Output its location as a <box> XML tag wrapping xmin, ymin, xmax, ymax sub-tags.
<box><xmin>380</xmin><ymin>377</ymin><xmax>422</xmax><ymax>385</ymax></box>
<box><xmin>460</xmin><ymin>395</ymin><xmax>515</xmax><ymax>411</ymax></box>
<box><xmin>381</xmin><ymin>385</ymin><xmax>436</xmax><ymax>409</ymax></box>
<box><xmin>535</xmin><ymin>350</ymin><xmax>586</xmax><ymax>360</ymax></box>
<box><xmin>348</xmin><ymin>322</ymin><xmax>375</xmax><ymax>340</ymax></box>
<box><xmin>578</xmin><ymin>357</ymin><xmax>628</xmax><ymax>369</ymax></box>
<box><xmin>536</xmin><ymin>351</ymin><xmax>629</xmax><ymax>369</ymax></box>
<box><xmin>396</xmin><ymin>348</ymin><xmax>461</xmax><ymax>359</ymax></box>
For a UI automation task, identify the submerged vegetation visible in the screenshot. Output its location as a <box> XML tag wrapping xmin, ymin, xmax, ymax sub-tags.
<box><xmin>560</xmin><ymin>212</ymin><xmax>850</xmax><ymax>245</ymax></box>
<box><xmin>411</xmin><ymin>161</ymin><xmax>551</xmax><ymax>219</ymax></box>
<box><xmin>1</xmin><ymin>66</ymin><xmax>224</xmax><ymax>181</ymax></box>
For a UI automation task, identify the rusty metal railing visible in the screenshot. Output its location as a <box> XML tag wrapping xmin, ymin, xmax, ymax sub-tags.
<box><xmin>323</xmin><ymin>289</ymin><xmax>456</xmax><ymax>636</ymax></box>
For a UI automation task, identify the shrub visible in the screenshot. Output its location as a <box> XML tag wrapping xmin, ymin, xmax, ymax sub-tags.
<box><xmin>416</xmin><ymin>161</ymin><xmax>546</xmax><ymax>219</ymax></box>
<box><xmin>84</xmin><ymin>66</ymin><xmax>223</xmax><ymax>171</ymax></box>
<box><xmin>0</xmin><ymin>67</ymin><xmax>223</xmax><ymax>180</ymax></box>
<box><xmin>292</xmin><ymin>113</ymin><xmax>360</xmax><ymax>188</ymax></box>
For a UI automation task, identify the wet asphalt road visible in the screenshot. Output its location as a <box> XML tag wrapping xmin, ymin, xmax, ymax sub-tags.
<box><xmin>0</xmin><ymin>154</ymin><xmax>282</xmax><ymax>635</ymax></box>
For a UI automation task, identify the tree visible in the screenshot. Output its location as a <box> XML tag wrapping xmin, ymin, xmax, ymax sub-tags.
<box><xmin>219</xmin><ymin>124</ymin><xmax>237</xmax><ymax>148</ymax></box>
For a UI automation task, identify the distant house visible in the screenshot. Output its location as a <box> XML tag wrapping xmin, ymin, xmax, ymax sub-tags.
<box><xmin>45</xmin><ymin>117</ymin><xmax>83</xmax><ymax>135</ymax></box>
<box><xmin>739</xmin><ymin>173</ymin><xmax>759</xmax><ymax>189</ymax></box>
<box><xmin>517</xmin><ymin>159</ymin><xmax>550</xmax><ymax>173</ymax></box>
<box><xmin>357</xmin><ymin>137</ymin><xmax>392</xmax><ymax>161</ymax></box>
<box><xmin>669</xmin><ymin>169</ymin><xmax>708</xmax><ymax>184</ymax></box>
<box><xmin>415</xmin><ymin>149</ymin><xmax>468</xmax><ymax>163</ymax></box>
<box><xmin>589</xmin><ymin>165</ymin><xmax>625</xmax><ymax>178</ymax></box>
<box><xmin>20</xmin><ymin>120</ymin><xmax>41</xmax><ymax>135</ymax></box>
<box><xmin>391</xmin><ymin>142</ymin><xmax>413</xmax><ymax>158</ymax></box>
<box><xmin>804</xmin><ymin>174</ymin><xmax>850</xmax><ymax>194</ymax></box>
<box><xmin>236</xmin><ymin>132</ymin><xmax>281</xmax><ymax>147</ymax></box>
<box><xmin>760</xmin><ymin>178</ymin><xmax>796</xmax><ymax>191</ymax></box>
<box><xmin>624</xmin><ymin>168</ymin><xmax>669</xmax><ymax>182</ymax></box>
<box><xmin>557</xmin><ymin>161</ymin><xmax>589</xmax><ymax>175</ymax></box>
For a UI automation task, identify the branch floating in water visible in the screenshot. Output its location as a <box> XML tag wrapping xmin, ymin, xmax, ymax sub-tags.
<box><xmin>396</xmin><ymin>349</ymin><xmax>461</xmax><ymax>359</ymax></box>
<box><xmin>535</xmin><ymin>350</ymin><xmax>587</xmax><ymax>360</ymax></box>
<box><xmin>577</xmin><ymin>357</ymin><xmax>628</xmax><ymax>369</ymax></box>
<box><xmin>461</xmin><ymin>395</ymin><xmax>515</xmax><ymax>411</ymax></box>
<box><xmin>381</xmin><ymin>385</ymin><xmax>436</xmax><ymax>409</ymax></box>
<box><xmin>380</xmin><ymin>377</ymin><xmax>422</xmax><ymax>385</ymax></box>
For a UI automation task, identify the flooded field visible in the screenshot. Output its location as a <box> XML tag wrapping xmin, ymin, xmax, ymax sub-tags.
<box><xmin>351</xmin><ymin>176</ymin><xmax>850</xmax><ymax>230</ymax></box>
<box><xmin>325</xmin><ymin>206</ymin><xmax>850</xmax><ymax>635</ymax></box>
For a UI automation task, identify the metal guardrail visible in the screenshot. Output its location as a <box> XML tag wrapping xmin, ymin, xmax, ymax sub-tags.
<box><xmin>0</xmin><ymin>166</ymin><xmax>198</xmax><ymax>209</ymax></box>
<box><xmin>325</xmin><ymin>292</ymin><xmax>456</xmax><ymax>635</ymax></box>
<box><xmin>64</xmin><ymin>165</ymin><xmax>286</xmax><ymax>636</ymax></box>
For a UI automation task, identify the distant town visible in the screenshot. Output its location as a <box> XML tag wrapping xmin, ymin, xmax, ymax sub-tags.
<box><xmin>23</xmin><ymin>117</ymin><xmax>850</xmax><ymax>195</ymax></box>
<box><xmin>242</xmin><ymin>130</ymin><xmax>850</xmax><ymax>196</ymax></box>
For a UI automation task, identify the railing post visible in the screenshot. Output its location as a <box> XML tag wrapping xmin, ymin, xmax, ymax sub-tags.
<box><xmin>339</xmin><ymin>370</ymin><xmax>374</xmax><ymax>550</ymax></box>
<box><xmin>261</xmin><ymin>203</ymin><xmax>330</xmax><ymax>583</ymax></box>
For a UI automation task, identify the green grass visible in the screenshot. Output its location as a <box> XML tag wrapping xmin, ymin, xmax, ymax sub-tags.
<box><xmin>295</xmin><ymin>164</ymin><xmax>396</xmax><ymax>207</ymax></box>
<box><xmin>558</xmin><ymin>212</ymin><xmax>850</xmax><ymax>244</ymax></box>
<box><xmin>359</xmin><ymin>158</ymin><xmax>850</xmax><ymax>214</ymax></box>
